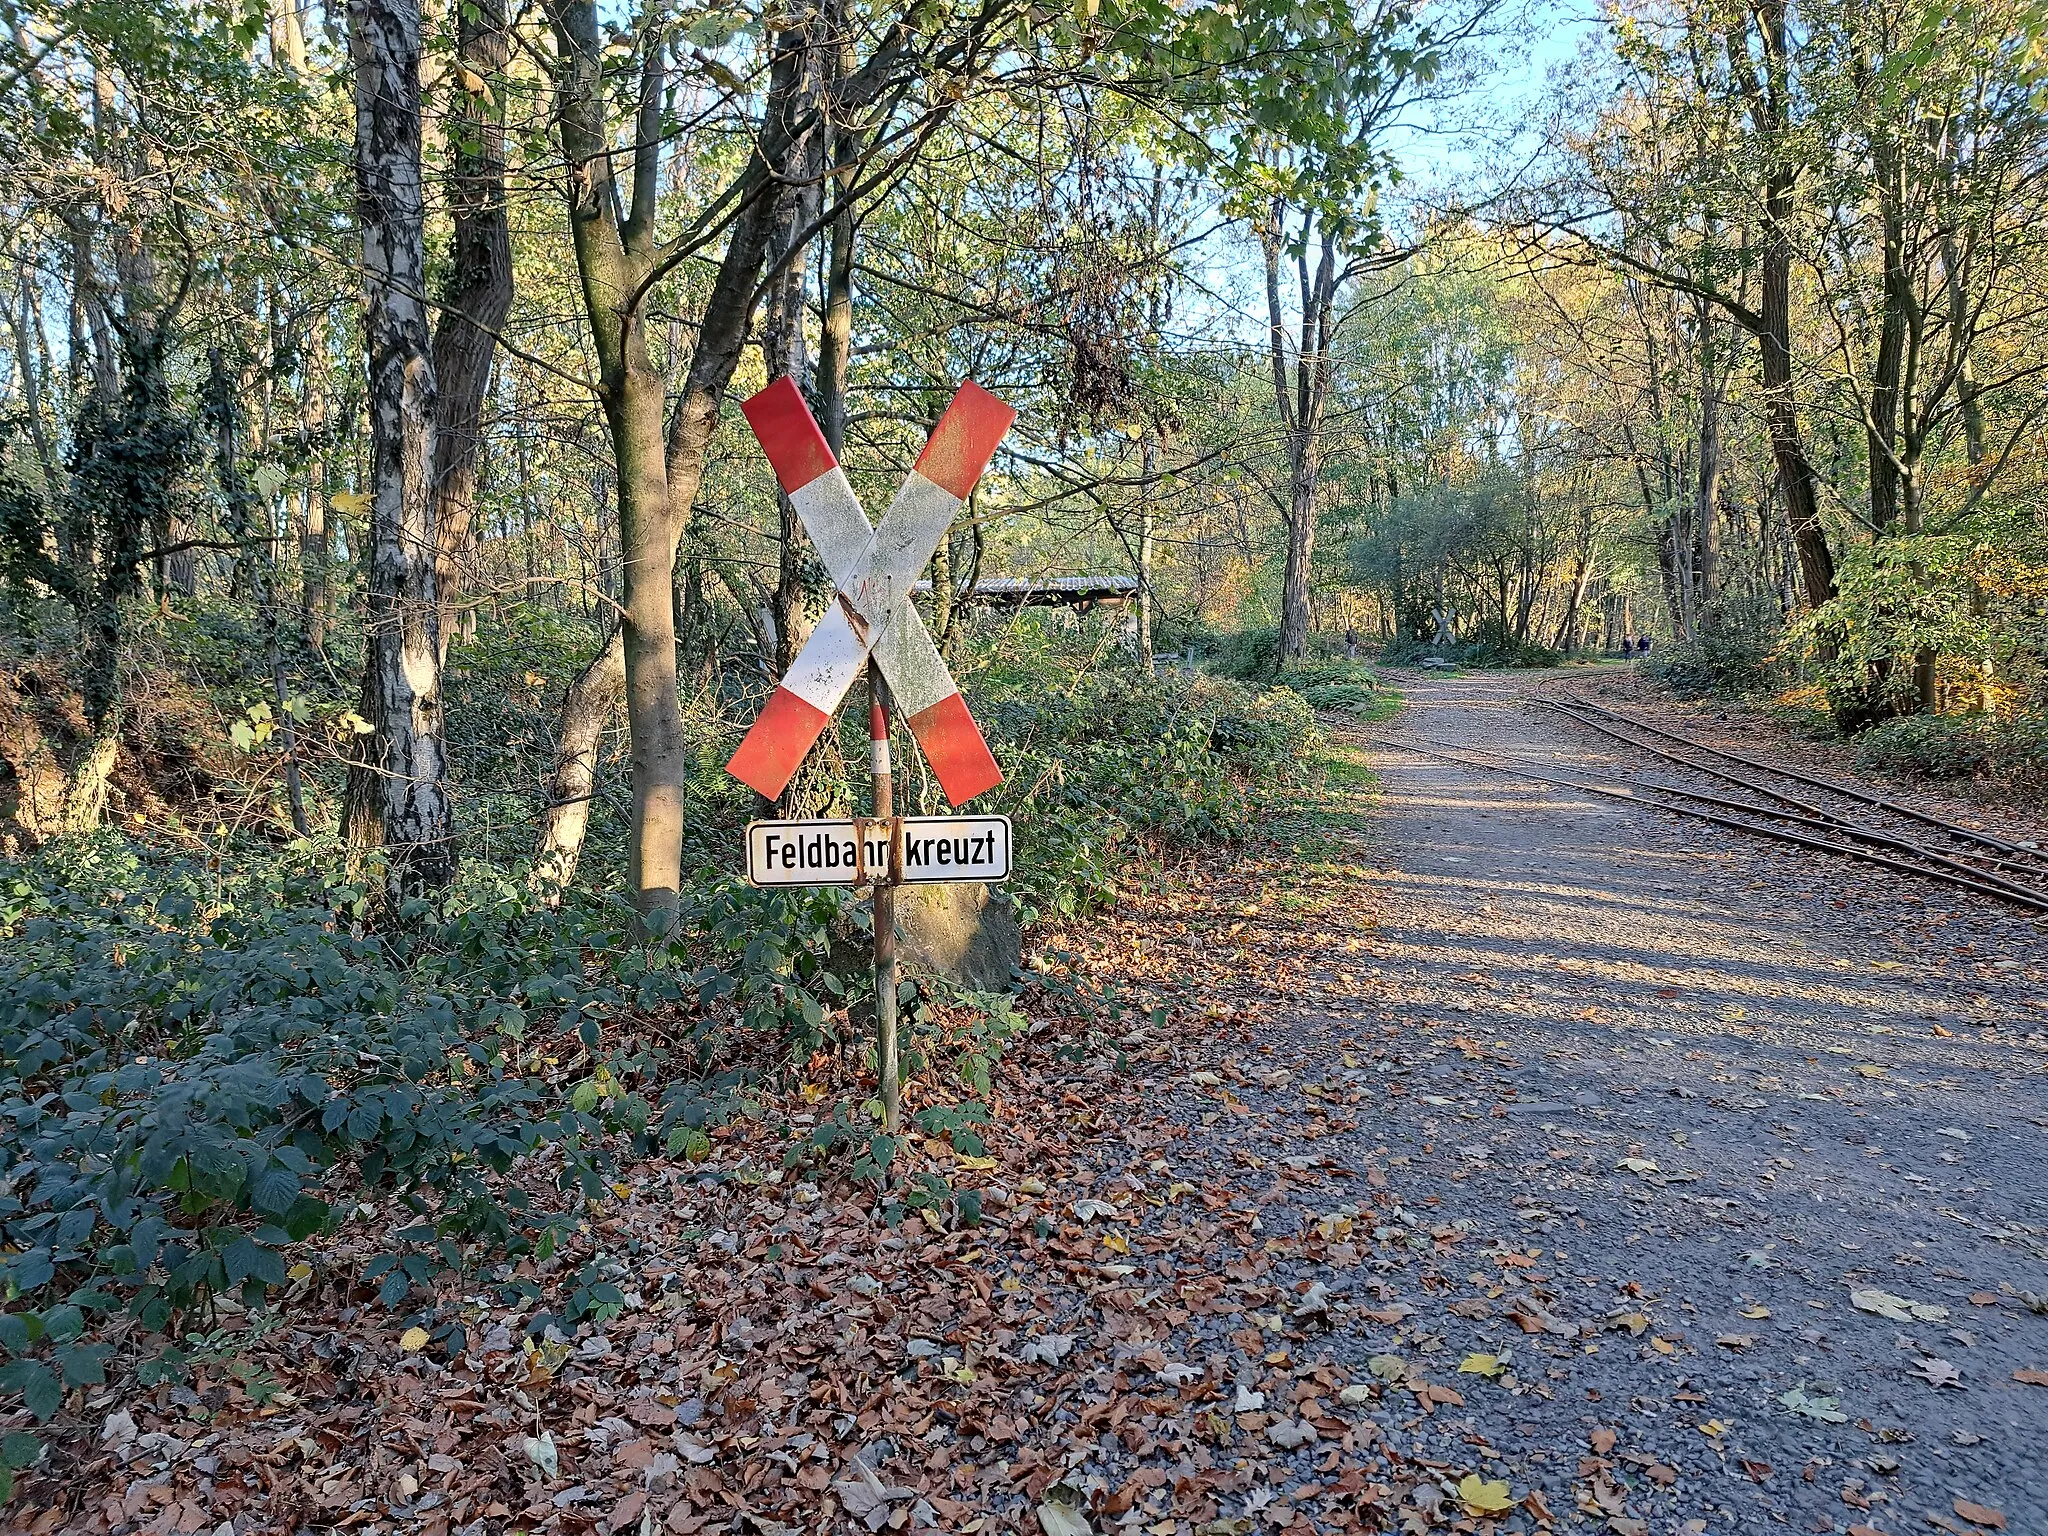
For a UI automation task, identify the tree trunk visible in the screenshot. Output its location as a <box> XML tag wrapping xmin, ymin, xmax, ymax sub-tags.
<box><xmin>1279</xmin><ymin>440</ymin><xmax>1318</xmax><ymax>661</ymax></box>
<box><xmin>206</xmin><ymin>349</ymin><xmax>309</xmax><ymax>836</ymax></box>
<box><xmin>1262</xmin><ymin>209</ymin><xmax>1338</xmax><ymax>665</ymax></box>
<box><xmin>1694</xmin><ymin>305</ymin><xmax>1724</xmax><ymax>621</ymax></box>
<box><xmin>543</xmin><ymin>0</ymin><xmax>917</xmax><ymax>917</ymax></box>
<box><xmin>531</xmin><ymin>623</ymin><xmax>625</xmax><ymax>900</ymax></box>
<box><xmin>300</xmin><ymin>311</ymin><xmax>330</xmax><ymax>648</ymax></box>
<box><xmin>1137</xmin><ymin>436</ymin><xmax>1156</xmax><ymax>670</ymax></box>
<box><xmin>762</xmin><ymin>29</ymin><xmax>826</xmax><ymax>688</ymax></box>
<box><xmin>546</xmin><ymin>7</ymin><xmax>689</xmax><ymax>925</ymax></box>
<box><xmin>815</xmin><ymin>115</ymin><xmax>857</xmax><ymax>458</ymax></box>
<box><xmin>1750</xmin><ymin>0</ymin><xmax>1835</xmax><ymax>609</ymax></box>
<box><xmin>346</xmin><ymin>0</ymin><xmax>456</xmax><ymax>897</ymax></box>
<box><xmin>430</xmin><ymin>0</ymin><xmax>513</xmax><ymax>662</ymax></box>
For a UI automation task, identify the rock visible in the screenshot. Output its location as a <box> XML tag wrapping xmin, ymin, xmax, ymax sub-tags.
<box><xmin>892</xmin><ymin>882</ymin><xmax>1020</xmax><ymax>989</ymax></box>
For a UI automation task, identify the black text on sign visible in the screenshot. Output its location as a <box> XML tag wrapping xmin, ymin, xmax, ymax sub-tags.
<box><xmin>745</xmin><ymin>816</ymin><xmax>1012</xmax><ymax>887</ymax></box>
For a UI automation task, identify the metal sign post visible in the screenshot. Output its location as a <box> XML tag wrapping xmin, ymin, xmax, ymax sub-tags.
<box><xmin>868</xmin><ymin>671</ymin><xmax>900</xmax><ymax>1132</ymax></box>
<box><xmin>726</xmin><ymin>376</ymin><xmax>1018</xmax><ymax>1142</ymax></box>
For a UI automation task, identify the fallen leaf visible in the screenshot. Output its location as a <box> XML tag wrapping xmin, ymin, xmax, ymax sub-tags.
<box><xmin>1909</xmin><ymin>1355</ymin><xmax>1963</xmax><ymax>1389</ymax></box>
<box><xmin>1739</xmin><ymin>1303</ymin><xmax>1772</xmax><ymax>1319</ymax></box>
<box><xmin>1456</xmin><ymin>1474</ymin><xmax>1513</xmax><ymax>1516</ymax></box>
<box><xmin>524</xmin><ymin>1433</ymin><xmax>559</xmax><ymax>1478</ymax></box>
<box><xmin>1293</xmin><ymin>1280</ymin><xmax>1334</xmax><ymax>1320</ymax></box>
<box><xmin>1037</xmin><ymin>1502</ymin><xmax>1092</xmax><ymax>1536</ymax></box>
<box><xmin>837</xmin><ymin>1457</ymin><xmax>918</xmax><ymax>1524</ymax></box>
<box><xmin>1953</xmin><ymin>1497</ymin><xmax>2006</xmax><ymax>1530</ymax></box>
<box><xmin>1367</xmin><ymin>1354</ymin><xmax>1407</xmax><ymax>1383</ymax></box>
<box><xmin>399</xmin><ymin>1326</ymin><xmax>430</xmax><ymax>1353</ymax></box>
<box><xmin>1778</xmin><ymin>1385</ymin><xmax>1848</xmax><ymax>1423</ymax></box>
<box><xmin>1018</xmin><ymin>1334</ymin><xmax>1076</xmax><ymax>1366</ymax></box>
<box><xmin>1266</xmin><ymin>1419</ymin><xmax>1317</xmax><ymax>1449</ymax></box>
<box><xmin>1616</xmin><ymin>1157</ymin><xmax>1659</xmax><ymax>1174</ymax></box>
<box><xmin>1589</xmin><ymin>1427</ymin><xmax>1617</xmax><ymax>1455</ymax></box>
<box><xmin>2012</xmin><ymin>1368</ymin><xmax>2048</xmax><ymax>1386</ymax></box>
<box><xmin>1850</xmin><ymin>1288</ymin><xmax>1947</xmax><ymax>1322</ymax></box>
<box><xmin>1458</xmin><ymin>1352</ymin><xmax>1505</xmax><ymax>1378</ymax></box>
<box><xmin>1715</xmin><ymin>1334</ymin><xmax>1756</xmax><ymax>1349</ymax></box>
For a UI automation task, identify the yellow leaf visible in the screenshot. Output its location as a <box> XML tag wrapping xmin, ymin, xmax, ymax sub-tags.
<box><xmin>285</xmin><ymin>1261</ymin><xmax>314</xmax><ymax>1282</ymax></box>
<box><xmin>954</xmin><ymin>1154</ymin><xmax>998</xmax><ymax>1172</ymax></box>
<box><xmin>1699</xmin><ymin>1419</ymin><xmax>1726</xmax><ymax>1437</ymax></box>
<box><xmin>1739</xmin><ymin>1304</ymin><xmax>1771</xmax><ymax>1319</ymax></box>
<box><xmin>400</xmin><ymin>1326</ymin><xmax>430</xmax><ymax>1353</ymax></box>
<box><xmin>1651</xmin><ymin>1336</ymin><xmax>1677</xmax><ymax>1355</ymax></box>
<box><xmin>1457</xmin><ymin>1473</ymin><xmax>1513</xmax><ymax>1515</ymax></box>
<box><xmin>330</xmin><ymin>490</ymin><xmax>371</xmax><ymax>518</ymax></box>
<box><xmin>1102</xmin><ymin>1232</ymin><xmax>1130</xmax><ymax>1255</ymax></box>
<box><xmin>610</xmin><ymin>1181</ymin><xmax>631</xmax><ymax>1199</ymax></box>
<box><xmin>1458</xmin><ymin>1352</ymin><xmax>1504</xmax><ymax>1378</ymax></box>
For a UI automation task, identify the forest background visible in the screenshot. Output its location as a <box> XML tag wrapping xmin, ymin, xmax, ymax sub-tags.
<box><xmin>0</xmin><ymin>0</ymin><xmax>2045</xmax><ymax>1490</ymax></box>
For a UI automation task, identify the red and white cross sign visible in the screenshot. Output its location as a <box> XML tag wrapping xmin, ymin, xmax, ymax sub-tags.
<box><xmin>725</xmin><ymin>376</ymin><xmax>1014</xmax><ymax>806</ymax></box>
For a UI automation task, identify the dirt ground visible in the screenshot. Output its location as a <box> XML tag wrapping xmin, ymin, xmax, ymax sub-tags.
<box><xmin>1323</xmin><ymin>666</ymin><xmax>2048</xmax><ymax>1532</ymax></box>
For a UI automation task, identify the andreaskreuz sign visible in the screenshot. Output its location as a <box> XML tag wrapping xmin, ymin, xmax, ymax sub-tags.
<box><xmin>745</xmin><ymin>815</ymin><xmax>1012</xmax><ymax>888</ymax></box>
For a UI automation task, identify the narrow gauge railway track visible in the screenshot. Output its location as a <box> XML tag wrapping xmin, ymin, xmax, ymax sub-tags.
<box><xmin>1545</xmin><ymin>693</ymin><xmax>2048</xmax><ymax>878</ymax></box>
<box><xmin>1352</xmin><ymin>719</ymin><xmax>2048</xmax><ymax>916</ymax></box>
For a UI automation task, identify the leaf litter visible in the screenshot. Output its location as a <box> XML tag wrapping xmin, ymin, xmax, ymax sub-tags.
<box><xmin>26</xmin><ymin>723</ymin><xmax>2048</xmax><ymax>1533</ymax></box>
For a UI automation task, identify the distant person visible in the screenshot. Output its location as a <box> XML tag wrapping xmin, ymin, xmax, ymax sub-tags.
<box><xmin>1637</xmin><ymin>636</ymin><xmax>1653</xmax><ymax>656</ymax></box>
<box><xmin>1345</xmin><ymin>625</ymin><xmax>1358</xmax><ymax>660</ymax></box>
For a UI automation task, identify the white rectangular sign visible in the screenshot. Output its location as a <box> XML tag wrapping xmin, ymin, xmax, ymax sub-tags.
<box><xmin>745</xmin><ymin>815</ymin><xmax>1012</xmax><ymax>887</ymax></box>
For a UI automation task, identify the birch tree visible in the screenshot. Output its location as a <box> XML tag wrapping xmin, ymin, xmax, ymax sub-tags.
<box><xmin>347</xmin><ymin>0</ymin><xmax>456</xmax><ymax>896</ymax></box>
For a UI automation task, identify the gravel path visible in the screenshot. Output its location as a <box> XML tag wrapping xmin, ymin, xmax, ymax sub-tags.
<box><xmin>1224</xmin><ymin>669</ymin><xmax>2048</xmax><ymax>1533</ymax></box>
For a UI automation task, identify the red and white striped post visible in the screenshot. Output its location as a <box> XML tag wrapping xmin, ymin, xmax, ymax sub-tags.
<box><xmin>867</xmin><ymin>675</ymin><xmax>901</xmax><ymax>1131</ymax></box>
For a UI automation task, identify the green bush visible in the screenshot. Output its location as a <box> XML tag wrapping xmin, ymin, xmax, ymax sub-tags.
<box><xmin>962</xmin><ymin>625</ymin><xmax>1323</xmax><ymax>917</ymax></box>
<box><xmin>1853</xmin><ymin>712</ymin><xmax>2048</xmax><ymax>791</ymax></box>
<box><xmin>1299</xmin><ymin>681</ymin><xmax>1381</xmax><ymax>714</ymax></box>
<box><xmin>1196</xmin><ymin>624</ymin><xmax>1282</xmax><ymax>680</ymax></box>
<box><xmin>0</xmin><ymin>836</ymin><xmax>849</xmax><ymax>1469</ymax></box>
<box><xmin>1648</xmin><ymin>590</ymin><xmax>1787</xmax><ymax>698</ymax></box>
<box><xmin>1280</xmin><ymin>658</ymin><xmax>1383</xmax><ymax>690</ymax></box>
<box><xmin>1376</xmin><ymin>634</ymin><xmax>1560</xmax><ymax>669</ymax></box>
